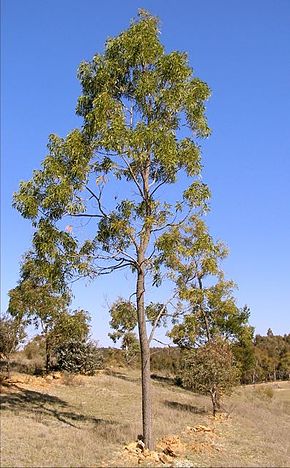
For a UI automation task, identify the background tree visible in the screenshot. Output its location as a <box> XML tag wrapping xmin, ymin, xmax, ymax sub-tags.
<box><xmin>0</xmin><ymin>313</ymin><xmax>26</xmax><ymax>377</ymax></box>
<box><xmin>8</xmin><ymin>254</ymin><xmax>91</xmax><ymax>373</ymax></box>
<box><xmin>253</xmin><ymin>333</ymin><xmax>287</xmax><ymax>381</ymax></box>
<box><xmin>108</xmin><ymin>298</ymin><xmax>169</xmax><ymax>365</ymax></box>
<box><xmin>158</xmin><ymin>218</ymin><xmax>253</xmax><ymax>347</ymax></box>
<box><xmin>279</xmin><ymin>349</ymin><xmax>290</xmax><ymax>380</ymax></box>
<box><xmin>108</xmin><ymin>299</ymin><xmax>140</xmax><ymax>365</ymax></box>
<box><xmin>47</xmin><ymin>308</ymin><xmax>90</xmax><ymax>351</ymax></box>
<box><xmin>180</xmin><ymin>337</ymin><xmax>240</xmax><ymax>416</ymax></box>
<box><xmin>157</xmin><ymin>217</ymin><xmax>253</xmax><ymax>413</ymax></box>
<box><xmin>12</xmin><ymin>10</ymin><xmax>211</xmax><ymax>448</ymax></box>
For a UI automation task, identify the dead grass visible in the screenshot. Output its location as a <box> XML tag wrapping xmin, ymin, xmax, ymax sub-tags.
<box><xmin>1</xmin><ymin>370</ymin><xmax>289</xmax><ymax>467</ymax></box>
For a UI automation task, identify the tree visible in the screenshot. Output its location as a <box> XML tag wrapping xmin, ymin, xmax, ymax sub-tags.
<box><xmin>158</xmin><ymin>218</ymin><xmax>253</xmax><ymax>413</ymax></box>
<box><xmin>12</xmin><ymin>10</ymin><xmax>211</xmax><ymax>448</ymax></box>
<box><xmin>180</xmin><ymin>337</ymin><xmax>240</xmax><ymax>416</ymax></box>
<box><xmin>108</xmin><ymin>299</ymin><xmax>139</xmax><ymax>365</ymax></box>
<box><xmin>232</xmin><ymin>336</ymin><xmax>255</xmax><ymax>384</ymax></box>
<box><xmin>158</xmin><ymin>218</ymin><xmax>253</xmax><ymax>347</ymax></box>
<box><xmin>279</xmin><ymin>350</ymin><xmax>290</xmax><ymax>380</ymax></box>
<box><xmin>254</xmin><ymin>333</ymin><xmax>285</xmax><ymax>381</ymax></box>
<box><xmin>8</xmin><ymin>254</ymin><xmax>91</xmax><ymax>373</ymax></box>
<box><xmin>8</xmin><ymin>254</ymin><xmax>71</xmax><ymax>373</ymax></box>
<box><xmin>47</xmin><ymin>308</ymin><xmax>90</xmax><ymax>350</ymax></box>
<box><xmin>0</xmin><ymin>313</ymin><xmax>26</xmax><ymax>376</ymax></box>
<box><xmin>108</xmin><ymin>298</ymin><xmax>170</xmax><ymax>365</ymax></box>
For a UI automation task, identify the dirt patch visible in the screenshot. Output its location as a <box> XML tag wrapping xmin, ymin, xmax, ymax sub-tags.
<box><xmin>108</xmin><ymin>420</ymin><xmax>225</xmax><ymax>467</ymax></box>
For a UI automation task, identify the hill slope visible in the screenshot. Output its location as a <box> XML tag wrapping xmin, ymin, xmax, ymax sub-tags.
<box><xmin>1</xmin><ymin>370</ymin><xmax>289</xmax><ymax>467</ymax></box>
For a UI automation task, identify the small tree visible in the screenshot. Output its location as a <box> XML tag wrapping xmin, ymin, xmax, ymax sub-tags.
<box><xmin>108</xmin><ymin>298</ymin><xmax>169</xmax><ymax>365</ymax></box>
<box><xmin>0</xmin><ymin>313</ymin><xmax>26</xmax><ymax>376</ymax></box>
<box><xmin>8</xmin><ymin>254</ymin><xmax>92</xmax><ymax>373</ymax></box>
<box><xmin>121</xmin><ymin>331</ymin><xmax>140</xmax><ymax>365</ymax></box>
<box><xmin>180</xmin><ymin>338</ymin><xmax>240</xmax><ymax>416</ymax></box>
<box><xmin>158</xmin><ymin>217</ymin><xmax>252</xmax><ymax>413</ymax></box>
<box><xmin>159</xmin><ymin>218</ymin><xmax>253</xmax><ymax>347</ymax></box>
<box><xmin>47</xmin><ymin>309</ymin><xmax>90</xmax><ymax>351</ymax></box>
<box><xmin>8</xmin><ymin>253</ymin><xmax>71</xmax><ymax>373</ymax></box>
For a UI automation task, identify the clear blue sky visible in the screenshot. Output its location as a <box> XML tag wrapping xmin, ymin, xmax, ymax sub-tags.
<box><xmin>1</xmin><ymin>0</ymin><xmax>290</xmax><ymax>345</ymax></box>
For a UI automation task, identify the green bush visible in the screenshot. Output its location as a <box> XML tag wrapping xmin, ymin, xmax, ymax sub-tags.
<box><xmin>55</xmin><ymin>340</ymin><xmax>103</xmax><ymax>375</ymax></box>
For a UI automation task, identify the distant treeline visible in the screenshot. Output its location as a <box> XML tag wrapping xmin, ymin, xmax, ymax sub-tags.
<box><xmin>2</xmin><ymin>328</ymin><xmax>289</xmax><ymax>386</ymax></box>
<box><xmin>101</xmin><ymin>328</ymin><xmax>290</xmax><ymax>385</ymax></box>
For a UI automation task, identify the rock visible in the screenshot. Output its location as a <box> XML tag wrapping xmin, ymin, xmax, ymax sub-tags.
<box><xmin>159</xmin><ymin>453</ymin><xmax>172</xmax><ymax>465</ymax></box>
<box><xmin>45</xmin><ymin>375</ymin><xmax>53</xmax><ymax>382</ymax></box>
<box><xmin>163</xmin><ymin>446</ymin><xmax>178</xmax><ymax>457</ymax></box>
<box><xmin>52</xmin><ymin>372</ymin><xmax>62</xmax><ymax>380</ymax></box>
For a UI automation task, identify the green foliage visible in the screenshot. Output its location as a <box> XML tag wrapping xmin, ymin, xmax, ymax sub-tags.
<box><xmin>12</xmin><ymin>10</ymin><xmax>211</xmax><ymax>290</ymax></box>
<box><xmin>8</xmin><ymin>252</ymin><xmax>71</xmax><ymax>330</ymax></box>
<box><xmin>121</xmin><ymin>331</ymin><xmax>140</xmax><ymax>365</ymax></box>
<box><xmin>179</xmin><ymin>338</ymin><xmax>240</xmax><ymax>415</ymax></box>
<box><xmin>108</xmin><ymin>298</ymin><xmax>168</xmax><ymax>345</ymax></box>
<box><xmin>253</xmin><ymin>333</ymin><xmax>290</xmax><ymax>381</ymax></box>
<box><xmin>108</xmin><ymin>299</ymin><xmax>137</xmax><ymax>343</ymax></box>
<box><xmin>0</xmin><ymin>313</ymin><xmax>26</xmax><ymax>375</ymax></box>
<box><xmin>161</xmin><ymin>217</ymin><xmax>253</xmax><ymax>349</ymax></box>
<box><xmin>55</xmin><ymin>340</ymin><xmax>103</xmax><ymax>375</ymax></box>
<box><xmin>47</xmin><ymin>309</ymin><xmax>90</xmax><ymax>350</ymax></box>
<box><xmin>8</xmin><ymin>249</ymin><xmax>92</xmax><ymax>373</ymax></box>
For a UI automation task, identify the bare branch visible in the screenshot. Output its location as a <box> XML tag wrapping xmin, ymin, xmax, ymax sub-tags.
<box><xmin>148</xmin><ymin>291</ymin><xmax>178</xmax><ymax>345</ymax></box>
<box><xmin>152</xmin><ymin>207</ymin><xmax>192</xmax><ymax>234</ymax></box>
<box><xmin>121</xmin><ymin>154</ymin><xmax>144</xmax><ymax>199</ymax></box>
<box><xmin>86</xmin><ymin>185</ymin><xmax>108</xmax><ymax>218</ymax></box>
<box><xmin>150</xmin><ymin>178</ymin><xmax>169</xmax><ymax>197</ymax></box>
<box><xmin>152</xmin><ymin>338</ymin><xmax>172</xmax><ymax>347</ymax></box>
<box><xmin>68</xmin><ymin>213</ymin><xmax>103</xmax><ymax>218</ymax></box>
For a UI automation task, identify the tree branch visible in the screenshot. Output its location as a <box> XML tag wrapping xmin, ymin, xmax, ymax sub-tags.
<box><xmin>68</xmin><ymin>213</ymin><xmax>103</xmax><ymax>218</ymax></box>
<box><xmin>86</xmin><ymin>185</ymin><xmax>108</xmax><ymax>218</ymax></box>
<box><xmin>148</xmin><ymin>292</ymin><xmax>178</xmax><ymax>345</ymax></box>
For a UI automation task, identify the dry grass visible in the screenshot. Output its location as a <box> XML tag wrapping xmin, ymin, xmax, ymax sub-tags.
<box><xmin>1</xmin><ymin>370</ymin><xmax>289</xmax><ymax>467</ymax></box>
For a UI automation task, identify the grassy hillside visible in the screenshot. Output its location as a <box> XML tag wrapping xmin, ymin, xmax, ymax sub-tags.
<box><xmin>1</xmin><ymin>370</ymin><xmax>289</xmax><ymax>467</ymax></box>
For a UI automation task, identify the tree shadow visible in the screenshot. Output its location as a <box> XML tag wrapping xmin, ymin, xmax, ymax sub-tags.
<box><xmin>0</xmin><ymin>383</ymin><xmax>115</xmax><ymax>429</ymax></box>
<box><xmin>164</xmin><ymin>399</ymin><xmax>207</xmax><ymax>414</ymax></box>
<box><xmin>151</xmin><ymin>374</ymin><xmax>176</xmax><ymax>386</ymax></box>
<box><xmin>106</xmin><ymin>369</ymin><xmax>140</xmax><ymax>383</ymax></box>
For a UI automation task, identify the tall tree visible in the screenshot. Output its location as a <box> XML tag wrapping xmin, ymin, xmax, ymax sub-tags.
<box><xmin>12</xmin><ymin>10</ymin><xmax>211</xmax><ymax>448</ymax></box>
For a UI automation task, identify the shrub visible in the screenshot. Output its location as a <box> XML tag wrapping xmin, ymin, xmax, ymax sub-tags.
<box><xmin>55</xmin><ymin>340</ymin><xmax>103</xmax><ymax>375</ymax></box>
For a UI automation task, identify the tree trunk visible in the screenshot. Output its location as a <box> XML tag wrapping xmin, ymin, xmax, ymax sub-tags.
<box><xmin>45</xmin><ymin>338</ymin><xmax>51</xmax><ymax>374</ymax></box>
<box><xmin>210</xmin><ymin>391</ymin><xmax>217</xmax><ymax>417</ymax></box>
<box><xmin>136</xmin><ymin>266</ymin><xmax>153</xmax><ymax>450</ymax></box>
<box><xmin>210</xmin><ymin>387</ymin><xmax>220</xmax><ymax>417</ymax></box>
<box><xmin>6</xmin><ymin>357</ymin><xmax>11</xmax><ymax>379</ymax></box>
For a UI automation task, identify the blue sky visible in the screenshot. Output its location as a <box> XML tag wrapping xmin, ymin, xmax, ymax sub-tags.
<box><xmin>1</xmin><ymin>0</ymin><xmax>290</xmax><ymax>345</ymax></box>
